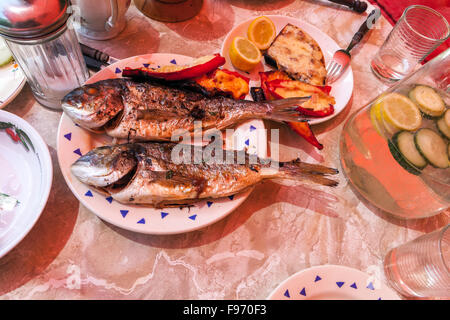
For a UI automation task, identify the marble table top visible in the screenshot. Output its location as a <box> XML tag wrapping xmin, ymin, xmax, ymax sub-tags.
<box><xmin>0</xmin><ymin>0</ymin><xmax>448</xmax><ymax>300</ymax></box>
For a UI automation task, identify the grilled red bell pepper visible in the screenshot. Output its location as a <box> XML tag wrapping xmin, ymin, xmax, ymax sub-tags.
<box><xmin>287</xmin><ymin>121</ymin><xmax>323</xmax><ymax>150</ymax></box>
<box><xmin>122</xmin><ymin>54</ymin><xmax>226</xmax><ymax>81</ymax></box>
<box><xmin>193</xmin><ymin>68</ymin><xmax>250</xmax><ymax>99</ymax></box>
<box><xmin>266</xmin><ymin>79</ymin><xmax>335</xmax><ymax>118</ymax></box>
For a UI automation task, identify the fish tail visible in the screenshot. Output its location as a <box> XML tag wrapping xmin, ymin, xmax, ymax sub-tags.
<box><xmin>261</xmin><ymin>158</ymin><xmax>339</xmax><ymax>187</ymax></box>
<box><xmin>264</xmin><ymin>97</ymin><xmax>312</xmax><ymax>122</ymax></box>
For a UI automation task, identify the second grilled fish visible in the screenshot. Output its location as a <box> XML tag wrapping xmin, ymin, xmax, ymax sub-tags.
<box><xmin>61</xmin><ymin>78</ymin><xmax>310</xmax><ymax>141</ymax></box>
<box><xmin>71</xmin><ymin>142</ymin><xmax>339</xmax><ymax>207</ymax></box>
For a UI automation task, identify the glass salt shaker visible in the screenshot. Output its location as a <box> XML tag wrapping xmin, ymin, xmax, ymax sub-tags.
<box><xmin>0</xmin><ymin>0</ymin><xmax>89</xmax><ymax>110</ymax></box>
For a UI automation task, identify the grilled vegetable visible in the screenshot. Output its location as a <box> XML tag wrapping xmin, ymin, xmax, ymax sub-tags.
<box><xmin>287</xmin><ymin>121</ymin><xmax>323</xmax><ymax>150</ymax></box>
<box><xmin>250</xmin><ymin>87</ymin><xmax>266</xmax><ymax>102</ymax></box>
<box><xmin>266</xmin><ymin>79</ymin><xmax>335</xmax><ymax>117</ymax></box>
<box><xmin>264</xmin><ymin>23</ymin><xmax>327</xmax><ymax>86</ymax></box>
<box><xmin>71</xmin><ymin>142</ymin><xmax>339</xmax><ymax>207</ymax></box>
<box><xmin>192</xmin><ymin>68</ymin><xmax>250</xmax><ymax>99</ymax></box>
<box><xmin>414</xmin><ymin>128</ymin><xmax>449</xmax><ymax>169</ymax></box>
<box><xmin>409</xmin><ymin>85</ymin><xmax>446</xmax><ymax>118</ymax></box>
<box><xmin>122</xmin><ymin>54</ymin><xmax>226</xmax><ymax>81</ymax></box>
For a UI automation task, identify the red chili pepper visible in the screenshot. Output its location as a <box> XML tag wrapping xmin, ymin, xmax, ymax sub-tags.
<box><xmin>122</xmin><ymin>54</ymin><xmax>226</xmax><ymax>81</ymax></box>
<box><xmin>287</xmin><ymin>121</ymin><xmax>323</xmax><ymax>150</ymax></box>
<box><xmin>5</xmin><ymin>128</ymin><xmax>20</xmax><ymax>142</ymax></box>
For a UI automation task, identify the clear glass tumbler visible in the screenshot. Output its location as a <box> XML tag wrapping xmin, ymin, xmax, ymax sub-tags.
<box><xmin>371</xmin><ymin>5</ymin><xmax>449</xmax><ymax>82</ymax></box>
<box><xmin>384</xmin><ymin>225</ymin><xmax>450</xmax><ymax>298</ymax></box>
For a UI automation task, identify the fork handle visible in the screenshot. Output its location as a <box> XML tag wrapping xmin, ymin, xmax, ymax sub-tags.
<box><xmin>346</xmin><ymin>9</ymin><xmax>380</xmax><ymax>52</ymax></box>
<box><xmin>326</xmin><ymin>0</ymin><xmax>368</xmax><ymax>13</ymax></box>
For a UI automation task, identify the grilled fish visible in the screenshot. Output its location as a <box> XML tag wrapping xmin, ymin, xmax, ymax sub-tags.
<box><xmin>61</xmin><ymin>78</ymin><xmax>310</xmax><ymax>141</ymax></box>
<box><xmin>71</xmin><ymin>142</ymin><xmax>338</xmax><ymax>207</ymax></box>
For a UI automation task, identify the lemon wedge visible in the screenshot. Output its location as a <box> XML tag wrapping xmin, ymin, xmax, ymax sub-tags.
<box><xmin>247</xmin><ymin>16</ymin><xmax>276</xmax><ymax>50</ymax></box>
<box><xmin>229</xmin><ymin>36</ymin><xmax>261</xmax><ymax>72</ymax></box>
<box><xmin>380</xmin><ymin>93</ymin><xmax>422</xmax><ymax>132</ymax></box>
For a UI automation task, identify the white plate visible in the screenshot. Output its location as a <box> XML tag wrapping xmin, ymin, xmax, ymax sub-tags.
<box><xmin>0</xmin><ymin>110</ymin><xmax>53</xmax><ymax>258</ymax></box>
<box><xmin>221</xmin><ymin>15</ymin><xmax>354</xmax><ymax>125</ymax></box>
<box><xmin>267</xmin><ymin>265</ymin><xmax>400</xmax><ymax>300</ymax></box>
<box><xmin>0</xmin><ymin>61</ymin><xmax>26</xmax><ymax>109</ymax></box>
<box><xmin>57</xmin><ymin>53</ymin><xmax>267</xmax><ymax>235</ymax></box>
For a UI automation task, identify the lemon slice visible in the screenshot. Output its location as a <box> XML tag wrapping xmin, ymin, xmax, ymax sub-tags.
<box><xmin>229</xmin><ymin>36</ymin><xmax>262</xmax><ymax>72</ymax></box>
<box><xmin>247</xmin><ymin>16</ymin><xmax>276</xmax><ymax>50</ymax></box>
<box><xmin>380</xmin><ymin>93</ymin><xmax>422</xmax><ymax>132</ymax></box>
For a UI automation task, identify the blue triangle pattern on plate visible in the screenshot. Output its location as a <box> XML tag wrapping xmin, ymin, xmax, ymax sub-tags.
<box><xmin>64</xmin><ymin>133</ymin><xmax>72</xmax><ymax>141</ymax></box>
<box><xmin>299</xmin><ymin>288</ymin><xmax>306</xmax><ymax>296</ymax></box>
<box><xmin>314</xmin><ymin>275</ymin><xmax>322</xmax><ymax>282</ymax></box>
<box><xmin>115</xmin><ymin>67</ymin><xmax>121</xmax><ymax>74</ymax></box>
<box><xmin>170</xmin><ymin>59</ymin><xmax>177</xmax><ymax>64</ymax></box>
<box><xmin>73</xmin><ymin>148</ymin><xmax>82</xmax><ymax>156</ymax></box>
<box><xmin>228</xmin><ymin>195</ymin><xmax>234</xmax><ymax>200</ymax></box>
<box><xmin>143</xmin><ymin>63</ymin><xmax>150</xmax><ymax>67</ymax></box>
<box><xmin>161</xmin><ymin>212</ymin><xmax>169</xmax><ymax>219</ymax></box>
<box><xmin>249</xmin><ymin>125</ymin><xmax>256</xmax><ymax>132</ymax></box>
<box><xmin>245</xmin><ymin>139</ymin><xmax>249</xmax><ymax>146</ymax></box>
<box><xmin>120</xmin><ymin>210</ymin><xmax>129</xmax><ymax>218</ymax></box>
<box><xmin>137</xmin><ymin>218</ymin><xmax>145</xmax><ymax>224</ymax></box>
<box><xmin>284</xmin><ymin>289</ymin><xmax>290</xmax><ymax>298</ymax></box>
<box><xmin>207</xmin><ymin>201</ymin><xmax>213</xmax><ymax>207</ymax></box>
<box><xmin>84</xmin><ymin>190</ymin><xmax>93</xmax><ymax>197</ymax></box>
<box><xmin>367</xmin><ymin>282</ymin><xmax>375</xmax><ymax>290</ymax></box>
<box><xmin>336</xmin><ymin>281</ymin><xmax>345</xmax><ymax>288</ymax></box>
<box><xmin>106</xmin><ymin>196</ymin><xmax>113</xmax><ymax>204</ymax></box>
<box><xmin>350</xmin><ymin>282</ymin><xmax>357</xmax><ymax>289</ymax></box>
<box><xmin>189</xmin><ymin>214</ymin><xmax>197</xmax><ymax>221</ymax></box>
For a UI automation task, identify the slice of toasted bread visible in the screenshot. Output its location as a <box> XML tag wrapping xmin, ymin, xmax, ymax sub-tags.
<box><xmin>265</xmin><ymin>23</ymin><xmax>327</xmax><ymax>86</ymax></box>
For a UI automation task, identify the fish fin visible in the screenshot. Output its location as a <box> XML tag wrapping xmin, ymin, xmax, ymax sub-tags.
<box><xmin>265</xmin><ymin>97</ymin><xmax>312</xmax><ymax>122</ymax></box>
<box><xmin>261</xmin><ymin>158</ymin><xmax>339</xmax><ymax>187</ymax></box>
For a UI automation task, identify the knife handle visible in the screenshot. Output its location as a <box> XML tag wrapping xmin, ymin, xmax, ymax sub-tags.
<box><xmin>346</xmin><ymin>9</ymin><xmax>379</xmax><ymax>52</ymax></box>
<box><xmin>80</xmin><ymin>43</ymin><xmax>110</xmax><ymax>64</ymax></box>
<box><xmin>326</xmin><ymin>0</ymin><xmax>368</xmax><ymax>13</ymax></box>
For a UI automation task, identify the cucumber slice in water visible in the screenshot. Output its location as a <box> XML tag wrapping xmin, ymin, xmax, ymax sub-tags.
<box><xmin>0</xmin><ymin>38</ymin><xmax>13</xmax><ymax>67</ymax></box>
<box><xmin>437</xmin><ymin>111</ymin><xmax>450</xmax><ymax>139</ymax></box>
<box><xmin>409</xmin><ymin>85</ymin><xmax>445</xmax><ymax>118</ymax></box>
<box><xmin>414</xmin><ymin>128</ymin><xmax>449</xmax><ymax>169</ymax></box>
<box><xmin>395</xmin><ymin>131</ymin><xmax>427</xmax><ymax>168</ymax></box>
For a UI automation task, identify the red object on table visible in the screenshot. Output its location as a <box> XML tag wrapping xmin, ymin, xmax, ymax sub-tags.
<box><xmin>368</xmin><ymin>0</ymin><xmax>450</xmax><ymax>61</ymax></box>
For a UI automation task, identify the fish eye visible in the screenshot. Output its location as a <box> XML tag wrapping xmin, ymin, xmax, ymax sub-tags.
<box><xmin>86</xmin><ymin>87</ymin><xmax>99</xmax><ymax>95</ymax></box>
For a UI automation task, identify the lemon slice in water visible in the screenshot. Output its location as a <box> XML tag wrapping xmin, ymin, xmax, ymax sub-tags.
<box><xmin>380</xmin><ymin>93</ymin><xmax>422</xmax><ymax>132</ymax></box>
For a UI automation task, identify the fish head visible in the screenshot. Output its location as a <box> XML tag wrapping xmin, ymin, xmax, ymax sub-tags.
<box><xmin>61</xmin><ymin>79</ymin><xmax>125</xmax><ymax>129</ymax></box>
<box><xmin>71</xmin><ymin>144</ymin><xmax>137</xmax><ymax>187</ymax></box>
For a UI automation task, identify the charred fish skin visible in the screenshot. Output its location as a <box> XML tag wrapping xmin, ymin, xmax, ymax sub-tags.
<box><xmin>62</xmin><ymin>78</ymin><xmax>309</xmax><ymax>141</ymax></box>
<box><xmin>71</xmin><ymin>142</ymin><xmax>338</xmax><ymax>207</ymax></box>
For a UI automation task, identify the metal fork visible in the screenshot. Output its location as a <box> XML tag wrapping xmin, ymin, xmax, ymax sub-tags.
<box><xmin>326</xmin><ymin>9</ymin><xmax>380</xmax><ymax>84</ymax></box>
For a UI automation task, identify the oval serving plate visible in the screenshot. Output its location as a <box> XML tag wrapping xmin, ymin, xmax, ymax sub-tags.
<box><xmin>0</xmin><ymin>60</ymin><xmax>26</xmax><ymax>109</ymax></box>
<box><xmin>0</xmin><ymin>110</ymin><xmax>53</xmax><ymax>258</ymax></box>
<box><xmin>267</xmin><ymin>265</ymin><xmax>400</xmax><ymax>300</ymax></box>
<box><xmin>221</xmin><ymin>15</ymin><xmax>354</xmax><ymax>125</ymax></box>
<box><xmin>57</xmin><ymin>53</ymin><xmax>267</xmax><ymax>235</ymax></box>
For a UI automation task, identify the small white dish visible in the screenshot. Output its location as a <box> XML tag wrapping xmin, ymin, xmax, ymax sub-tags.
<box><xmin>0</xmin><ymin>110</ymin><xmax>53</xmax><ymax>258</ymax></box>
<box><xmin>267</xmin><ymin>265</ymin><xmax>400</xmax><ymax>300</ymax></box>
<box><xmin>0</xmin><ymin>61</ymin><xmax>26</xmax><ymax>109</ymax></box>
<box><xmin>221</xmin><ymin>15</ymin><xmax>354</xmax><ymax>125</ymax></box>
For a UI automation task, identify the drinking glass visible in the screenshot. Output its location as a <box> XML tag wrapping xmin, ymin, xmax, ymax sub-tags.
<box><xmin>384</xmin><ymin>225</ymin><xmax>450</xmax><ymax>298</ymax></box>
<box><xmin>340</xmin><ymin>48</ymin><xmax>449</xmax><ymax>219</ymax></box>
<box><xmin>371</xmin><ymin>5</ymin><xmax>449</xmax><ymax>82</ymax></box>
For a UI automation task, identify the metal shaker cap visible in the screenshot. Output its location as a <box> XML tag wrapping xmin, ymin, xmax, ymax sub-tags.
<box><xmin>0</xmin><ymin>0</ymin><xmax>69</xmax><ymax>40</ymax></box>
